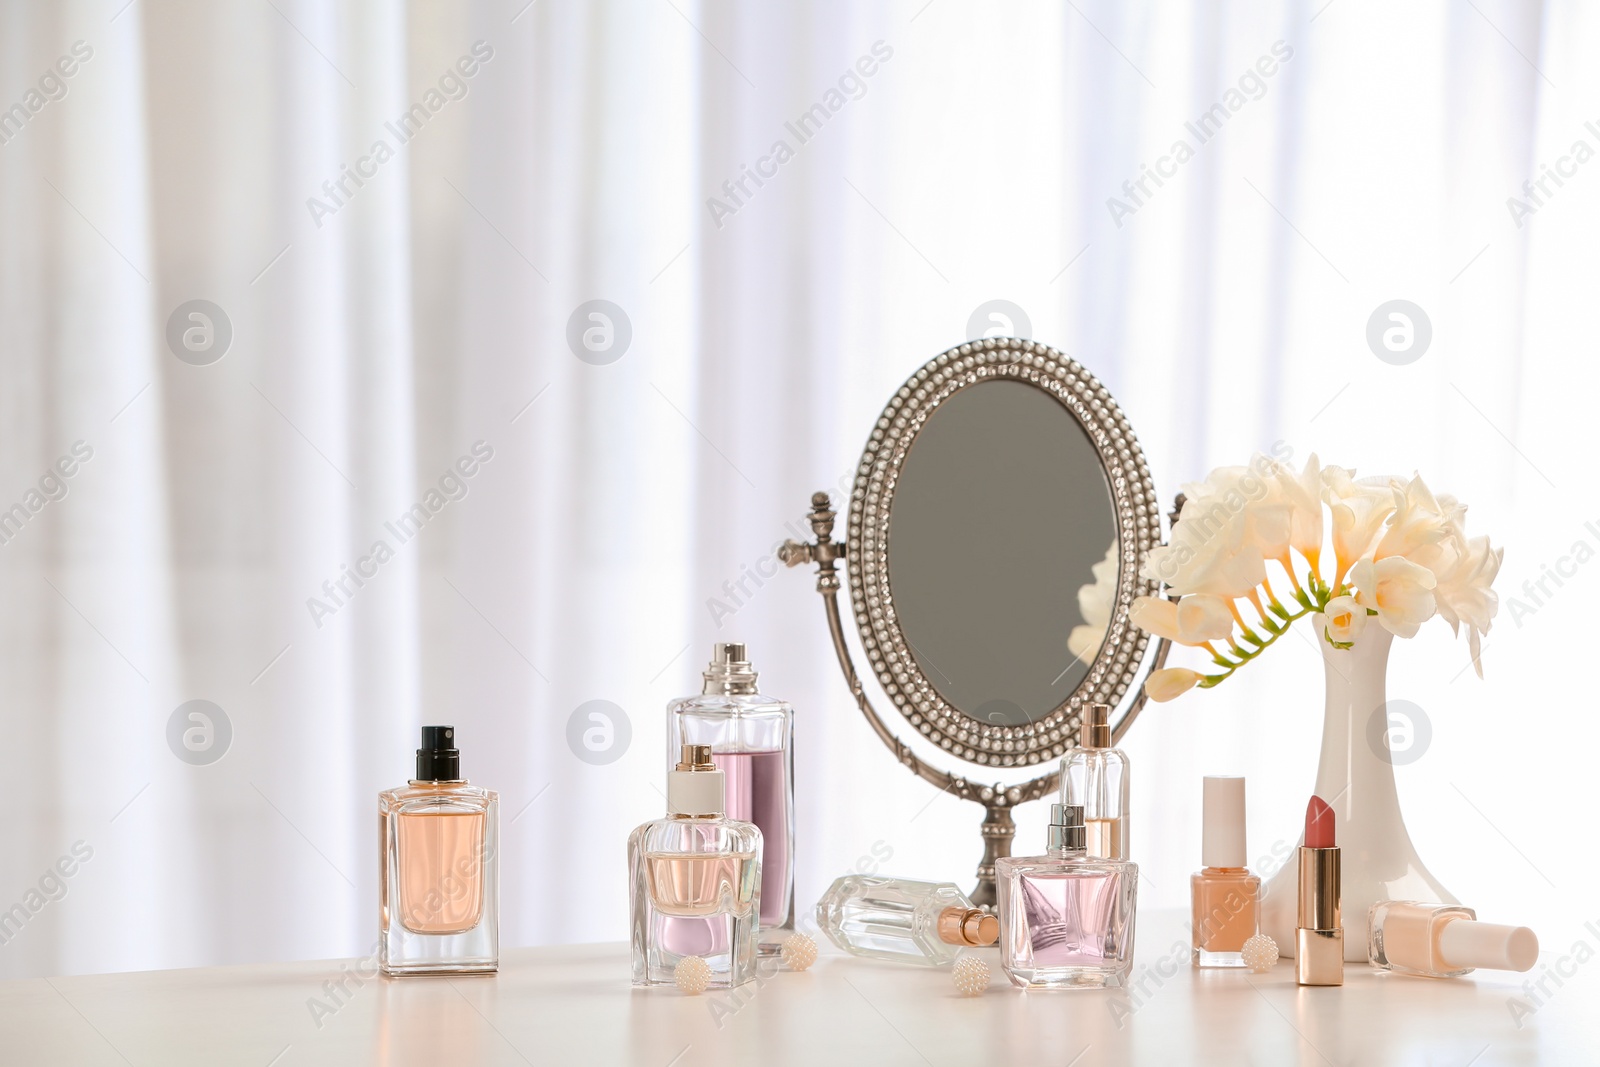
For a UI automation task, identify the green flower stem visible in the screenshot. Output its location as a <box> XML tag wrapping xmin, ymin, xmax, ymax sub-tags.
<box><xmin>1195</xmin><ymin>572</ymin><xmax>1348</xmax><ymax>689</ymax></box>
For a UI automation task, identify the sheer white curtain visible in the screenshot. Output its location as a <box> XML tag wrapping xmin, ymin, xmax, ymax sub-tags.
<box><xmin>0</xmin><ymin>0</ymin><xmax>1591</xmax><ymax>981</ymax></box>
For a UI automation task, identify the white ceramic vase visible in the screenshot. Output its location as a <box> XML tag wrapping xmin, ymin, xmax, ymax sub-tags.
<box><xmin>1259</xmin><ymin>621</ymin><xmax>1456</xmax><ymax>961</ymax></box>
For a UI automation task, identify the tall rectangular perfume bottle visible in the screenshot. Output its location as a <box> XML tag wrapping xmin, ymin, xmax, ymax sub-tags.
<box><xmin>816</xmin><ymin>875</ymin><xmax>998</xmax><ymax>967</ymax></box>
<box><xmin>668</xmin><ymin>643</ymin><xmax>793</xmax><ymax>952</ymax></box>
<box><xmin>379</xmin><ymin>726</ymin><xmax>499</xmax><ymax>976</ymax></box>
<box><xmin>629</xmin><ymin>744</ymin><xmax>762</xmax><ymax>988</ymax></box>
<box><xmin>996</xmin><ymin>803</ymin><xmax>1137</xmax><ymax>989</ymax></box>
<box><xmin>1191</xmin><ymin>776</ymin><xmax>1260</xmax><ymax>967</ymax></box>
<box><xmin>1061</xmin><ymin>703</ymin><xmax>1129</xmax><ymax>859</ymax></box>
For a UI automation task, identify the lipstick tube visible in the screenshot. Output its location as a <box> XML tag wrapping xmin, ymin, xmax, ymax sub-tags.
<box><xmin>1296</xmin><ymin>795</ymin><xmax>1342</xmax><ymax>986</ymax></box>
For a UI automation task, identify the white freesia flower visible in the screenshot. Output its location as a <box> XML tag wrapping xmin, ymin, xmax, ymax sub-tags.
<box><xmin>1141</xmin><ymin>471</ymin><xmax>1270</xmax><ymax>599</ymax></box>
<box><xmin>1131</xmin><ymin>594</ymin><xmax>1234</xmax><ymax>646</ymax></box>
<box><xmin>1129</xmin><ymin>596</ymin><xmax>1182</xmax><ymax>643</ymax></box>
<box><xmin>1126</xmin><ymin>452</ymin><xmax>1501</xmax><ymax>702</ymax></box>
<box><xmin>1374</xmin><ymin>475</ymin><xmax>1462</xmax><ymax>562</ymax></box>
<box><xmin>1427</xmin><ymin>533</ymin><xmax>1503</xmax><ymax>677</ymax></box>
<box><xmin>1323</xmin><ymin>467</ymin><xmax>1397</xmax><ymax>585</ymax></box>
<box><xmin>1142</xmin><ymin>537</ymin><xmax>1266</xmax><ymax>600</ymax></box>
<box><xmin>1145</xmin><ymin>667</ymin><xmax>1203</xmax><ymax>702</ymax></box>
<box><xmin>1321</xmin><ymin>596</ymin><xmax>1365</xmax><ymax>646</ymax></box>
<box><xmin>1272</xmin><ymin>452</ymin><xmax>1324</xmax><ymax>578</ymax></box>
<box><xmin>1242</xmin><ymin>503</ymin><xmax>1292</xmax><ymax>570</ymax></box>
<box><xmin>1067</xmin><ymin>541</ymin><xmax>1119</xmax><ymax>663</ymax></box>
<box><xmin>1350</xmin><ymin>557</ymin><xmax>1437</xmax><ymax>639</ymax></box>
<box><xmin>1176</xmin><ymin>594</ymin><xmax>1235</xmax><ymax>643</ymax></box>
<box><xmin>1178</xmin><ymin>461</ymin><xmax>1293</xmax><ymax>564</ymax></box>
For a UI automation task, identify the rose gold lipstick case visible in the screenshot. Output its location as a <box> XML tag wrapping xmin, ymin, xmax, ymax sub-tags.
<box><xmin>1295</xmin><ymin>845</ymin><xmax>1343</xmax><ymax>985</ymax></box>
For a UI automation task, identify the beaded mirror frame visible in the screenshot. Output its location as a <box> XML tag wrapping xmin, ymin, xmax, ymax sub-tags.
<box><xmin>845</xmin><ymin>338</ymin><xmax>1161</xmax><ymax>767</ymax></box>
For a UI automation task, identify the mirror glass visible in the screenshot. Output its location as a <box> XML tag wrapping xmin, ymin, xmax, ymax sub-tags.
<box><xmin>887</xmin><ymin>380</ymin><xmax>1118</xmax><ymax>727</ymax></box>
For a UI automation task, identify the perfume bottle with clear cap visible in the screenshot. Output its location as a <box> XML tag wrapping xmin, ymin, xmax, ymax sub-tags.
<box><xmin>1061</xmin><ymin>702</ymin><xmax>1130</xmax><ymax>859</ymax></box>
<box><xmin>668</xmin><ymin>642</ymin><xmax>794</xmax><ymax>951</ymax></box>
<box><xmin>816</xmin><ymin>875</ymin><xmax>998</xmax><ymax>966</ymax></box>
<box><xmin>996</xmin><ymin>803</ymin><xmax>1138</xmax><ymax>989</ymax></box>
<box><xmin>629</xmin><ymin>744</ymin><xmax>762</xmax><ymax>988</ymax></box>
<box><xmin>379</xmin><ymin>726</ymin><xmax>499</xmax><ymax>976</ymax></box>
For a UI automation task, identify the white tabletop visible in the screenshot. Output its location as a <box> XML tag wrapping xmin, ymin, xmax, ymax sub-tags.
<box><xmin>2</xmin><ymin>910</ymin><xmax>1591</xmax><ymax>1066</ymax></box>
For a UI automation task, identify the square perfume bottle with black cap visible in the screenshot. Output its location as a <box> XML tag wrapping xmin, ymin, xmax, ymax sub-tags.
<box><xmin>379</xmin><ymin>726</ymin><xmax>499</xmax><ymax>976</ymax></box>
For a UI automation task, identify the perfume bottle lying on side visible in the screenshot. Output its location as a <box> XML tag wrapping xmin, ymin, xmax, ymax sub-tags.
<box><xmin>816</xmin><ymin>875</ymin><xmax>997</xmax><ymax>966</ymax></box>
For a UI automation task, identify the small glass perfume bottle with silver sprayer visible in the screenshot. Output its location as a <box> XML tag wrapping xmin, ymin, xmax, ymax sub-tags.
<box><xmin>1061</xmin><ymin>702</ymin><xmax>1130</xmax><ymax>859</ymax></box>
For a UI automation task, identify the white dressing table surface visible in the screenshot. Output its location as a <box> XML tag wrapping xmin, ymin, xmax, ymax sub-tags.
<box><xmin>2</xmin><ymin>910</ymin><xmax>1591</xmax><ymax>1066</ymax></box>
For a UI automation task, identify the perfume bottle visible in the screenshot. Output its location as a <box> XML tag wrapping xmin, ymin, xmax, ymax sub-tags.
<box><xmin>996</xmin><ymin>803</ymin><xmax>1138</xmax><ymax>989</ymax></box>
<box><xmin>1368</xmin><ymin>901</ymin><xmax>1538</xmax><ymax>978</ymax></box>
<box><xmin>629</xmin><ymin>744</ymin><xmax>762</xmax><ymax>988</ymax></box>
<box><xmin>668</xmin><ymin>642</ymin><xmax>793</xmax><ymax>952</ymax></box>
<box><xmin>816</xmin><ymin>875</ymin><xmax>998</xmax><ymax>966</ymax></box>
<box><xmin>379</xmin><ymin>726</ymin><xmax>499</xmax><ymax>976</ymax></box>
<box><xmin>1061</xmin><ymin>702</ymin><xmax>1129</xmax><ymax>859</ymax></box>
<box><xmin>1191</xmin><ymin>776</ymin><xmax>1260</xmax><ymax>967</ymax></box>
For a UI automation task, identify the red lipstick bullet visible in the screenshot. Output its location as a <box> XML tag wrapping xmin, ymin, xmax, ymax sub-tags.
<box><xmin>1296</xmin><ymin>794</ymin><xmax>1343</xmax><ymax>985</ymax></box>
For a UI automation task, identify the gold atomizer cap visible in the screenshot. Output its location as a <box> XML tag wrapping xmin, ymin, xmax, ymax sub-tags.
<box><xmin>937</xmin><ymin>907</ymin><xmax>999</xmax><ymax>947</ymax></box>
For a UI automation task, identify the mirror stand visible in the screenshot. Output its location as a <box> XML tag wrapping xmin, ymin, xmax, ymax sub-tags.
<box><xmin>782</xmin><ymin>490</ymin><xmax>1178</xmax><ymax>908</ymax></box>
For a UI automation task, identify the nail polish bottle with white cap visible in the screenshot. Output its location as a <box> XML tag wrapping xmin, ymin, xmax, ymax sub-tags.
<box><xmin>1368</xmin><ymin>901</ymin><xmax>1538</xmax><ymax>979</ymax></box>
<box><xmin>1190</xmin><ymin>775</ymin><xmax>1261</xmax><ymax>968</ymax></box>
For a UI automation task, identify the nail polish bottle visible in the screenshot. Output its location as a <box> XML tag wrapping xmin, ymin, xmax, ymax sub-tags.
<box><xmin>668</xmin><ymin>642</ymin><xmax>794</xmax><ymax>953</ymax></box>
<box><xmin>997</xmin><ymin>803</ymin><xmax>1138</xmax><ymax>989</ymax></box>
<box><xmin>379</xmin><ymin>726</ymin><xmax>499</xmax><ymax>975</ymax></box>
<box><xmin>1060</xmin><ymin>703</ymin><xmax>1129</xmax><ymax>859</ymax></box>
<box><xmin>1191</xmin><ymin>776</ymin><xmax>1260</xmax><ymax>968</ymax></box>
<box><xmin>1369</xmin><ymin>901</ymin><xmax>1538</xmax><ymax>978</ymax></box>
<box><xmin>816</xmin><ymin>875</ymin><xmax>998</xmax><ymax>966</ymax></box>
<box><xmin>629</xmin><ymin>744</ymin><xmax>762</xmax><ymax>988</ymax></box>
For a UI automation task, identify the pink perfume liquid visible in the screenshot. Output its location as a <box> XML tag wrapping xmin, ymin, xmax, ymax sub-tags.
<box><xmin>713</xmin><ymin>750</ymin><xmax>792</xmax><ymax>928</ymax></box>
<box><xmin>1018</xmin><ymin>870</ymin><xmax>1125</xmax><ymax>966</ymax></box>
<box><xmin>645</xmin><ymin>852</ymin><xmax>758</xmax><ymax>916</ymax></box>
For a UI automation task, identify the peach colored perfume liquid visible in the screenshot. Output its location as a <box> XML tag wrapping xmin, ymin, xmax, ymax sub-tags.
<box><xmin>644</xmin><ymin>851</ymin><xmax>758</xmax><ymax>917</ymax></box>
<box><xmin>1085</xmin><ymin>817</ymin><xmax>1126</xmax><ymax>860</ymax></box>
<box><xmin>396</xmin><ymin>809</ymin><xmax>485</xmax><ymax>934</ymax></box>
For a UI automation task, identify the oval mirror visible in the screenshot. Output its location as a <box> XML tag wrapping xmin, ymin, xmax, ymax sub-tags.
<box><xmin>849</xmin><ymin>339</ymin><xmax>1161</xmax><ymax>766</ymax></box>
<box><xmin>886</xmin><ymin>378</ymin><xmax>1118</xmax><ymax>733</ymax></box>
<box><xmin>782</xmin><ymin>338</ymin><xmax>1168</xmax><ymax>906</ymax></box>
